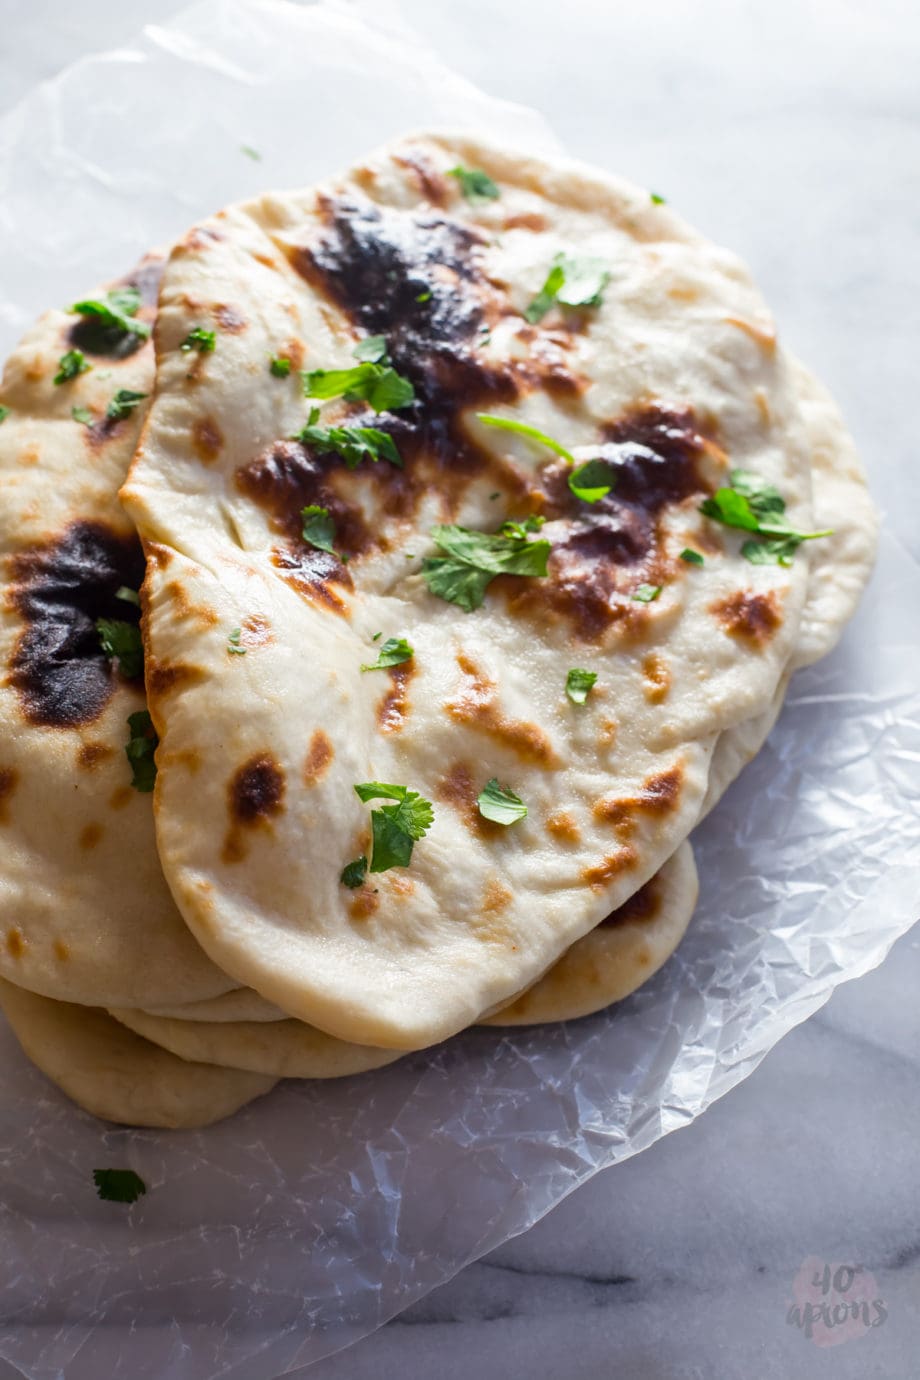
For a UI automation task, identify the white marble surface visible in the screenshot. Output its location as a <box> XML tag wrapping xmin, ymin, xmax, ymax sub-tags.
<box><xmin>1</xmin><ymin>2</ymin><xmax>918</xmax><ymax>1377</ymax></box>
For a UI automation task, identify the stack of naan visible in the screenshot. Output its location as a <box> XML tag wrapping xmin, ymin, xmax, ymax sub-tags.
<box><xmin>0</xmin><ymin>136</ymin><xmax>877</xmax><ymax>1127</ymax></box>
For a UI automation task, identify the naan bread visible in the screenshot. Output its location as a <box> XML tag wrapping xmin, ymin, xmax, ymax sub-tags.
<box><xmin>0</xmin><ymin>265</ymin><xmax>236</xmax><ymax>1008</ymax></box>
<box><xmin>0</xmin><ymin>978</ymin><xmax>274</xmax><ymax>1128</ymax></box>
<box><xmin>122</xmin><ymin>133</ymin><xmax>821</xmax><ymax>1049</ymax></box>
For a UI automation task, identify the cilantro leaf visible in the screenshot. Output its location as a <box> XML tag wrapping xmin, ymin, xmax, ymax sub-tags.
<box><xmin>352</xmin><ymin>335</ymin><xmax>388</xmax><ymax>363</ymax></box>
<box><xmin>361</xmin><ymin>636</ymin><xmax>414</xmax><ymax>672</ymax></box>
<box><xmin>294</xmin><ymin>414</ymin><xmax>403</xmax><ymax>469</ymax></box>
<box><xmin>699</xmin><ymin>468</ymin><xmax>832</xmax><ymax>564</ymax></box>
<box><xmin>650</xmin><ymin>192</ymin><xmax>667</xmax><ymax>205</ymax></box>
<box><xmin>302</xmin><ymin>362</ymin><xmax>415</xmax><ymax>413</ymax></box>
<box><xmin>93</xmin><ymin>1168</ymin><xmax>146</xmax><ymax>1204</ymax></box>
<box><xmin>54</xmin><ymin>349</ymin><xmax>90</xmax><ymax>385</ymax></box>
<box><xmin>180</xmin><ymin>327</ymin><xmax>216</xmax><ymax>354</ymax></box>
<box><xmin>525</xmin><ymin>253</ymin><xmax>609</xmax><ymax>323</ymax></box>
<box><xmin>96</xmin><ymin>619</ymin><xmax>143</xmax><ymax>679</ymax></box>
<box><xmin>679</xmin><ymin>548</ymin><xmax>704</xmax><ymax>565</ymax></box>
<box><xmin>269</xmin><ymin>355</ymin><xmax>291</xmax><ymax>377</ymax></box>
<box><xmin>476</xmin><ymin>413</ymin><xmax>574</xmax><ymax>462</ymax></box>
<box><xmin>422</xmin><ymin>522</ymin><xmax>550</xmax><ymax>612</ymax></box>
<box><xmin>72</xmin><ymin>406</ymin><xmax>93</xmax><ymax>426</ymax></box>
<box><xmin>0</xmin><ymin>405</ymin><xmax>10</xmax><ymax>424</ymax></box>
<box><xmin>341</xmin><ymin>856</ymin><xmax>368</xmax><ymax>888</ymax></box>
<box><xmin>477</xmin><ymin>778</ymin><xmax>528</xmax><ymax>826</ymax></box>
<box><xmin>116</xmin><ymin>586</ymin><xmax>141</xmax><ymax>607</ymax></box>
<box><xmin>352</xmin><ymin>782</ymin><xmax>434</xmax><ymax>873</ymax></box>
<box><xmin>240</xmin><ymin>144</ymin><xmax>261</xmax><ymax>161</ymax></box>
<box><xmin>632</xmin><ymin>583</ymin><xmax>661</xmax><ymax>602</ymax></box>
<box><xmin>71</xmin><ymin>288</ymin><xmax>150</xmax><ymax>340</ymax></box>
<box><xmin>448</xmin><ymin>165</ymin><xmax>500</xmax><ymax>202</ymax></box>
<box><xmin>568</xmin><ymin>457</ymin><xmax>616</xmax><ymax>503</ymax></box>
<box><xmin>415</xmin><ymin>290</ymin><xmax>432</xmax><ymax>303</ymax></box>
<box><xmin>106</xmin><ymin>389</ymin><xmax>148</xmax><ymax>421</ymax></box>
<box><xmin>566</xmin><ymin>668</ymin><xmax>597</xmax><ymax>705</ymax></box>
<box><xmin>740</xmin><ymin>536</ymin><xmax>800</xmax><ymax>567</ymax></box>
<box><xmin>227</xmin><ymin>627</ymin><xmax>246</xmax><ymax>655</ymax></box>
<box><xmin>125</xmin><ymin>710</ymin><xmax>158</xmax><ymax>792</ymax></box>
<box><xmin>301</xmin><ymin>505</ymin><xmax>337</xmax><ymax>555</ymax></box>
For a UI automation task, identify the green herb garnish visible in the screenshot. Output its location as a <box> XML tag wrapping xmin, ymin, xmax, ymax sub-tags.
<box><xmin>422</xmin><ymin>521</ymin><xmax>550</xmax><ymax>613</ymax></box>
<box><xmin>525</xmin><ymin>253</ymin><xmax>609</xmax><ymax>323</ymax></box>
<box><xmin>352</xmin><ymin>335</ymin><xmax>389</xmax><ymax>364</ymax></box>
<box><xmin>0</xmin><ymin>405</ymin><xmax>9</xmax><ymax>424</ymax></box>
<box><xmin>565</xmin><ymin>668</ymin><xmax>597</xmax><ymax>705</ymax></box>
<box><xmin>96</xmin><ymin>619</ymin><xmax>143</xmax><ymax>679</ymax></box>
<box><xmin>302</xmin><ymin>362</ymin><xmax>414</xmax><ymax>413</ymax></box>
<box><xmin>448</xmin><ymin>165</ymin><xmax>500</xmax><ymax>202</ymax></box>
<box><xmin>116</xmin><ymin>586</ymin><xmax>141</xmax><ymax>607</ymax></box>
<box><xmin>71</xmin><ymin>287</ymin><xmax>150</xmax><ymax>340</ymax></box>
<box><xmin>353</xmin><ymin>782</ymin><xmax>434</xmax><ymax>873</ymax></box>
<box><xmin>240</xmin><ymin>144</ymin><xmax>261</xmax><ymax>161</ymax></box>
<box><xmin>227</xmin><ymin>627</ymin><xmax>246</xmax><ymax>655</ymax></box>
<box><xmin>361</xmin><ymin>637</ymin><xmax>414</xmax><ymax>672</ymax></box>
<box><xmin>632</xmin><ymin>584</ymin><xmax>661</xmax><ymax>603</ymax></box>
<box><xmin>54</xmin><ymin>349</ymin><xmax>90</xmax><ymax>385</ymax></box>
<box><xmin>477</xmin><ymin>778</ymin><xmax>528</xmax><ymax>826</ymax></box>
<box><xmin>301</xmin><ymin>504</ymin><xmax>337</xmax><ymax>556</ymax></box>
<box><xmin>650</xmin><ymin>192</ymin><xmax>666</xmax><ymax>205</ymax></box>
<box><xmin>699</xmin><ymin>469</ymin><xmax>832</xmax><ymax>565</ymax></box>
<box><xmin>106</xmin><ymin>389</ymin><xmax>148</xmax><ymax>421</ymax></box>
<box><xmin>269</xmin><ymin>355</ymin><xmax>291</xmax><ymax>377</ymax></box>
<box><xmin>93</xmin><ymin>1168</ymin><xmax>146</xmax><ymax>1204</ymax></box>
<box><xmin>679</xmin><ymin>548</ymin><xmax>704</xmax><ymax>566</ymax></box>
<box><xmin>476</xmin><ymin>413</ymin><xmax>616</xmax><ymax>504</ymax></box>
<box><xmin>340</xmin><ymin>856</ymin><xmax>368</xmax><ymax>888</ymax></box>
<box><xmin>180</xmin><ymin>327</ymin><xmax>216</xmax><ymax>354</ymax></box>
<box><xmin>415</xmin><ymin>290</ymin><xmax>432</xmax><ymax>303</ymax></box>
<box><xmin>476</xmin><ymin>412</ymin><xmax>574</xmax><ymax>461</ymax></box>
<box><xmin>294</xmin><ymin>409</ymin><xmax>402</xmax><ymax>469</ymax></box>
<box><xmin>125</xmin><ymin>710</ymin><xmax>158</xmax><ymax>792</ymax></box>
<box><xmin>72</xmin><ymin>406</ymin><xmax>93</xmax><ymax>426</ymax></box>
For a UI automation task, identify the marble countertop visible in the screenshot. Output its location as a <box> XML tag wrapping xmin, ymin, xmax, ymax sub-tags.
<box><xmin>1</xmin><ymin>3</ymin><xmax>918</xmax><ymax>1377</ymax></box>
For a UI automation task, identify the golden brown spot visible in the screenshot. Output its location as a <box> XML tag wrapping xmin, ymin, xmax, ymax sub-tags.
<box><xmin>447</xmin><ymin>653</ymin><xmax>558</xmax><ymax>767</ymax></box>
<box><xmin>482</xmin><ymin>878</ymin><xmax>512</xmax><ymax>915</ymax></box>
<box><xmin>583</xmin><ymin>847</ymin><xmax>639</xmax><ymax>890</ymax></box>
<box><xmin>303</xmin><ymin>729</ymin><xmax>334</xmax><ymax>785</ymax></box>
<box><xmin>388</xmin><ymin>873</ymin><xmax>415</xmax><ymax>898</ymax></box>
<box><xmin>349</xmin><ymin>889</ymin><xmax>380</xmax><ymax>920</ymax></box>
<box><xmin>502</xmin><ymin>211</ymin><xmax>547</xmax><ymax>232</ymax></box>
<box><xmin>394</xmin><ymin>151</ymin><xmax>449</xmax><ymax>205</ymax></box>
<box><xmin>109</xmin><ymin>785</ymin><xmax>133</xmax><ymax>810</ymax></box>
<box><xmin>145</xmin><ymin>542</ymin><xmax>173</xmax><ymax>570</ymax></box>
<box><xmin>712</xmin><ymin>590</ymin><xmax>781</xmax><ymax>648</ymax></box>
<box><xmin>593</xmin><ymin>765</ymin><xmax>684</xmax><ymax>833</ymax></box>
<box><xmin>667</xmin><ymin>285</ymin><xmax>700</xmax><ymax>303</ymax></box>
<box><xmin>724</xmin><ymin>315</ymin><xmax>777</xmax><ymax>353</ymax></box>
<box><xmin>146</xmin><ymin>659</ymin><xmax>204</xmax><ymax>698</ymax></box>
<box><xmin>6</xmin><ymin>927</ymin><xmax>25</xmax><ymax>959</ymax></box>
<box><xmin>253</xmin><ymin>251</ymin><xmax>280</xmax><ymax>271</ymax></box>
<box><xmin>0</xmin><ymin>767</ymin><xmax>18</xmax><ymax>825</ymax></box>
<box><xmin>18</xmin><ymin>444</ymin><xmax>40</xmax><ymax>468</ymax></box>
<box><xmin>598</xmin><ymin>718</ymin><xmax>618</xmax><ymax>748</ymax></box>
<box><xmin>599</xmin><ymin>874</ymin><xmax>662</xmax><ymax>928</ymax></box>
<box><xmin>642</xmin><ymin>651</ymin><xmax>671</xmax><ymax>704</ymax></box>
<box><xmin>77</xmin><ymin>742</ymin><xmax>114</xmax><ymax>771</ymax></box>
<box><xmin>754</xmin><ymin>388</ymin><xmax>771</xmax><ymax>428</ymax></box>
<box><xmin>436</xmin><ymin>761</ymin><xmax>501</xmax><ymax>838</ymax></box>
<box><xmin>378</xmin><ymin>662</ymin><xmax>416</xmax><ymax>734</ymax></box>
<box><xmin>181</xmin><ymin>225</ymin><xmax>224</xmax><ymax>252</ymax></box>
<box><xmin>215</xmin><ymin>304</ymin><xmax>247</xmax><ymax>333</ymax></box>
<box><xmin>53</xmin><ymin>939</ymin><xmax>70</xmax><ymax>963</ymax></box>
<box><xmin>280</xmin><ymin>338</ymin><xmax>305</xmax><ymax>371</ymax></box>
<box><xmin>160</xmin><ymin>747</ymin><xmax>202</xmax><ymax>773</ymax></box>
<box><xmin>545</xmin><ymin>809</ymin><xmax>580</xmax><ymax>844</ymax></box>
<box><xmin>79</xmin><ymin>822</ymin><xmax>103</xmax><ymax>851</ymax></box>
<box><xmin>223</xmin><ymin>752</ymin><xmax>286</xmax><ymax>863</ymax></box>
<box><xmin>162</xmin><ymin>579</ymin><xmax>218</xmax><ymax>629</ymax></box>
<box><xmin>192</xmin><ymin>416</ymin><xmax>224</xmax><ymax>464</ymax></box>
<box><xmin>242</xmin><ymin>613</ymin><xmax>273</xmax><ymax>646</ymax></box>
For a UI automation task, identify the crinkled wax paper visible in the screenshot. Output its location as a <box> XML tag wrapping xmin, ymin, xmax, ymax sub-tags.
<box><xmin>1</xmin><ymin>3</ymin><xmax>918</xmax><ymax>1377</ymax></box>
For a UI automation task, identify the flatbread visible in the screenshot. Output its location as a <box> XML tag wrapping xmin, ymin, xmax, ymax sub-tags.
<box><xmin>0</xmin><ymin>978</ymin><xmax>274</xmax><ymax>1128</ymax></box>
<box><xmin>122</xmin><ymin>132</ymin><xmax>817</xmax><ymax>1050</ymax></box>
<box><xmin>0</xmin><ymin>263</ymin><xmax>237</xmax><ymax>1008</ymax></box>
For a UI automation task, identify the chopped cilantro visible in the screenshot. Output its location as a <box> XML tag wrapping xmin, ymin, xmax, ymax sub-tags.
<box><xmin>93</xmin><ymin>1168</ymin><xmax>146</xmax><ymax>1204</ymax></box>
<box><xmin>227</xmin><ymin>627</ymin><xmax>246</xmax><ymax>655</ymax></box>
<box><xmin>106</xmin><ymin>389</ymin><xmax>148</xmax><ymax>421</ymax></box>
<box><xmin>96</xmin><ymin>619</ymin><xmax>143</xmax><ymax>679</ymax></box>
<box><xmin>476</xmin><ymin>412</ymin><xmax>574</xmax><ymax>462</ymax></box>
<box><xmin>301</xmin><ymin>504</ymin><xmax>337</xmax><ymax>555</ymax></box>
<box><xmin>72</xmin><ymin>406</ymin><xmax>93</xmax><ymax>426</ymax></box>
<box><xmin>525</xmin><ymin>253</ymin><xmax>609</xmax><ymax>323</ymax></box>
<box><xmin>54</xmin><ymin>349</ymin><xmax>90</xmax><ymax>385</ymax></box>
<box><xmin>699</xmin><ymin>469</ymin><xmax>832</xmax><ymax>565</ymax></box>
<box><xmin>0</xmin><ymin>405</ymin><xmax>9</xmax><ymax>424</ymax></box>
<box><xmin>422</xmin><ymin>521</ymin><xmax>550</xmax><ymax>613</ymax></box>
<box><xmin>180</xmin><ymin>327</ymin><xmax>216</xmax><ymax>354</ymax></box>
<box><xmin>361</xmin><ymin>636</ymin><xmax>414</xmax><ymax>672</ymax></box>
<box><xmin>353</xmin><ymin>782</ymin><xmax>434</xmax><ymax>873</ymax></box>
<box><xmin>240</xmin><ymin>144</ymin><xmax>261</xmax><ymax>161</ymax></box>
<box><xmin>448</xmin><ymin>165</ymin><xmax>500</xmax><ymax>202</ymax></box>
<box><xmin>415</xmin><ymin>290</ymin><xmax>432</xmax><ymax>303</ymax></box>
<box><xmin>632</xmin><ymin>583</ymin><xmax>661</xmax><ymax>603</ymax></box>
<box><xmin>125</xmin><ymin>710</ymin><xmax>158</xmax><ymax>792</ymax></box>
<box><xmin>269</xmin><ymin>355</ymin><xmax>292</xmax><ymax>377</ymax></box>
<box><xmin>352</xmin><ymin>335</ymin><xmax>388</xmax><ymax>363</ymax></box>
<box><xmin>341</xmin><ymin>856</ymin><xmax>368</xmax><ymax>888</ymax></box>
<box><xmin>116</xmin><ymin>586</ymin><xmax>141</xmax><ymax>607</ymax></box>
<box><xmin>650</xmin><ymin>192</ymin><xmax>667</xmax><ymax>205</ymax></box>
<box><xmin>680</xmin><ymin>548</ymin><xmax>704</xmax><ymax>566</ymax></box>
<box><xmin>566</xmin><ymin>668</ymin><xmax>597</xmax><ymax>705</ymax></box>
<box><xmin>302</xmin><ymin>361</ymin><xmax>414</xmax><ymax>413</ymax></box>
<box><xmin>294</xmin><ymin>410</ymin><xmax>402</xmax><ymax>469</ymax></box>
<box><xmin>477</xmin><ymin>778</ymin><xmax>528</xmax><ymax>826</ymax></box>
<box><xmin>372</xmin><ymin>631</ymin><xmax>382</xmax><ymax>641</ymax></box>
<box><xmin>71</xmin><ymin>288</ymin><xmax>150</xmax><ymax>340</ymax></box>
<box><xmin>568</xmin><ymin>457</ymin><xmax>616</xmax><ymax>503</ymax></box>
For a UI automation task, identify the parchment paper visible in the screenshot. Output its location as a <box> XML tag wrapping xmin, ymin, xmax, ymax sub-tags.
<box><xmin>0</xmin><ymin>3</ymin><xmax>917</xmax><ymax>1377</ymax></box>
